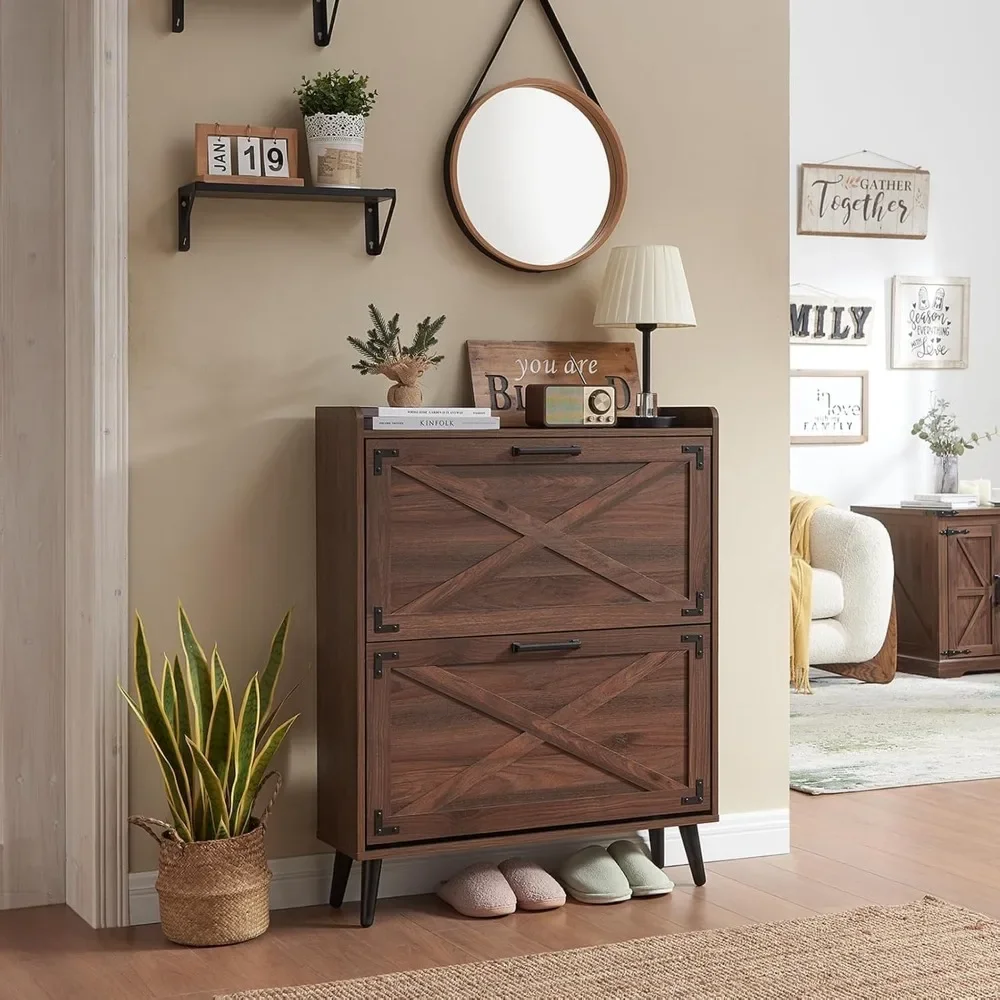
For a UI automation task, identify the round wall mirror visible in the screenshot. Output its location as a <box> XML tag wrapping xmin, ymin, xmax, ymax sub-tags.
<box><xmin>445</xmin><ymin>79</ymin><xmax>628</xmax><ymax>272</ymax></box>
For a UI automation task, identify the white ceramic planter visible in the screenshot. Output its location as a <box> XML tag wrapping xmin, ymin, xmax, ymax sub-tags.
<box><xmin>304</xmin><ymin>113</ymin><xmax>365</xmax><ymax>188</ymax></box>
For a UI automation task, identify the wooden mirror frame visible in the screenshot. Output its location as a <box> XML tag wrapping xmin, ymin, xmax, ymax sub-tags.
<box><xmin>444</xmin><ymin>78</ymin><xmax>629</xmax><ymax>273</ymax></box>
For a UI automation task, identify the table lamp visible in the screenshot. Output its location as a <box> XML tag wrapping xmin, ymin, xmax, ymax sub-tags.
<box><xmin>593</xmin><ymin>245</ymin><xmax>697</xmax><ymax>427</ymax></box>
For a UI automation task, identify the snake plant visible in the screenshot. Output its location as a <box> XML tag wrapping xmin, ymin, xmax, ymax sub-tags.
<box><xmin>120</xmin><ymin>607</ymin><xmax>300</xmax><ymax>842</ymax></box>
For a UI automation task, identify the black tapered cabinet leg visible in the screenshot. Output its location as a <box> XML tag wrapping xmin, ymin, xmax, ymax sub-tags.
<box><xmin>360</xmin><ymin>859</ymin><xmax>383</xmax><ymax>928</ymax></box>
<box><xmin>328</xmin><ymin>851</ymin><xmax>353</xmax><ymax>908</ymax></box>
<box><xmin>679</xmin><ymin>824</ymin><xmax>706</xmax><ymax>886</ymax></box>
<box><xmin>648</xmin><ymin>827</ymin><xmax>665</xmax><ymax>868</ymax></box>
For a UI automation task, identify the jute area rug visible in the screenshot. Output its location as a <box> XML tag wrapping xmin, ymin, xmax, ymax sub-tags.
<box><xmin>791</xmin><ymin>669</ymin><xmax>1000</xmax><ymax>794</ymax></box>
<box><xmin>216</xmin><ymin>897</ymin><xmax>1000</xmax><ymax>1000</ymax></box>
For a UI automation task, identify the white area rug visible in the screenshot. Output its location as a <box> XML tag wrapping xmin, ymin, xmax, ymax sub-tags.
<box><xmin>790</xmin><ymin>670</ymin><xmax>1000</xmax><ymax>794</ymax></box>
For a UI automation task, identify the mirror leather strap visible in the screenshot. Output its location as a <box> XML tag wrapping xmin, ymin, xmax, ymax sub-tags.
<box><xmin>459</xmin><ymin>0</ymin><xmax>601</xmax><ymax>117</ymax></box>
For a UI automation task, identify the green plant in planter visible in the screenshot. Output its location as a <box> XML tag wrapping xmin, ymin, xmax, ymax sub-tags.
<box><xmin>911</xmin><ymin>397</ymin><xmax>997</xmax><ymax>457</ymax></box>
<box><xmin>294</xmin><ymin>70</ymin><xmax>378</xmax><ymax>117</ymax></box>
<box><xmin>120</xmin><ymin>607</ymin><xmax>299</xmax><ymax>842</ymax></box>
<box><xmin>348</xmin><ymin>303</ymin><xmax>446</xmax><ymax>406</ymax></box>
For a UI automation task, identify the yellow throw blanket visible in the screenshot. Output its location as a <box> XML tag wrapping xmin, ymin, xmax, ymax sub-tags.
<box><xmin>790</xmin><ymin>493</ymin><xmax>831</xmax><ymax>693</ymax></box>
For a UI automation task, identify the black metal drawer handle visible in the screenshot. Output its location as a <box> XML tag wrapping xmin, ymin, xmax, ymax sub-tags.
<box><xmin>511</xmin><ymin>639</ymin><xmax>582</xmax><ymax>654</ymax></box>
<box><xmin>511</xmin><ymin>446</ymin><xmax>582</xmax><ymax>457</ymax></box>
<box><xmin>994</xmin><ymin>574</ymin><xmax>1000</xmax><ymax>605</ymax></box>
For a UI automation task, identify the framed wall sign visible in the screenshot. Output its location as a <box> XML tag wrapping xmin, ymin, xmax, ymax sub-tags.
<box><xmin>789</xmin><ymin>289</ymin><xmax>874</xmax><ymax>345</ymax></box>
<box><xmin>790</xmin><ymin>370</ymin><xmax>868</xmax><ymax>445</ymax></box>
<box><xmin>194</xmin><ymin>123</ymin><xmax>304</xmax><ymax>187</ymax></box>
<box><xmin>798</xmin><ymin>163</ymin><xmax>929</xmax><ymax>239</ymax></box>
<box><xmin>890</xmin><ymin>276</ymin><xmax>970</xmax><ymax>370</ymax></box>
<box><xmin>466</xmin><ymin>340</ymin><xmax>639</xmax><ymax>426</ymax></box>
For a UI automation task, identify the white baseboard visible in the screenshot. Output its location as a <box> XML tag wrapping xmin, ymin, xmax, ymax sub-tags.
<box><xmin>128</xmin><ymin>808</ymin><xmax>789</xmax><ymax>926</ymax></box>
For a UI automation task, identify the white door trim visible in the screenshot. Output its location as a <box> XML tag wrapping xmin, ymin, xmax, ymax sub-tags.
<box><xmin>63</xmin><ymin>0</ymin><xmax>130</xmax><ymax>929</ymax></box>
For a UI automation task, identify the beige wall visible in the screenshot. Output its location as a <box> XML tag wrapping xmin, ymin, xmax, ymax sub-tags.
<box><xmin>0</xmin><ymin>0</ymin><xmax>66</xmax><ymax>907</ymax></box>
<box><xmin>129</xmin><ymin>0</ymin><xmax>789</xmax><ymax>871</ymax></box>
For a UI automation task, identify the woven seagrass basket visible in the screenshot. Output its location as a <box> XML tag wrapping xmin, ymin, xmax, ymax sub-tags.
<box><xmin>130</xmin><ymin>775</ymin><xmax>280</xmax><ymax>947</ymax></box>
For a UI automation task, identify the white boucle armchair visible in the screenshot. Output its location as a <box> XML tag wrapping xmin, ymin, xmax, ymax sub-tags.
<box><xmin>808</xmin><ymin>506</ymin><xmax>895</xmax><ymax>677</ymax></box>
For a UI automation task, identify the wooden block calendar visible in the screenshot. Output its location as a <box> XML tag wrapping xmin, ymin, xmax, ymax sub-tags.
<box><xmin>195</xmin><ymin>123</ymin><xmax>304</xmax><ymax>187</ymax></box>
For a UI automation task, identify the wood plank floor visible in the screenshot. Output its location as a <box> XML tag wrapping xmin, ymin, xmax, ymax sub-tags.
<box><xmin>3</xmin><ymin>781</ymin><xmax>999</xmax><ymax>1000</ymax></box>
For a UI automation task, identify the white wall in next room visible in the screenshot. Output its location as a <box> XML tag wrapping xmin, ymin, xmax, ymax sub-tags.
<box><xmin>790</xmin><ymin>0</ymin><xmax>1000</xmax><ymax>508</ymax></box>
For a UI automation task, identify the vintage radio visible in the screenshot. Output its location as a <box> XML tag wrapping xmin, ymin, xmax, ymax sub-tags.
<box><xmin>524</xmin><ymin>384</ymin><xmax>617</xmax><ymax>427</ymax></box>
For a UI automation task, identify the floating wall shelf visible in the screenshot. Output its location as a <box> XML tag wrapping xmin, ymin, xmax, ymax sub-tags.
<box><xmin>177</xmin><ymin>182</ymin><xmax>397</xmax><ymax>254</ymax></box>
<box><xmin>171</xmin><ymin>0</ymin><xmax>342</xmax><ymax>45</ymax></box>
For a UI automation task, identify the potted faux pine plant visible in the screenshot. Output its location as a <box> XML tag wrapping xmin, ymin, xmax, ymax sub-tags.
<box><xmin>911</xmin><ymin>397</ymin><xmax>997</xmax><ymax>493</ymax></box>
<box><xmin>294</xmin><ymin>70</ymin><xmax>377</xmax><ymax>188</ymax></box>
<box><xmin>348</xmin><ymin>303</ymin><xmax>445</xmax><ymax>406</ymax></box>
<box><xmin>122</xmin><ymin>607</ymin><xmax>299</xmax><ymax>946</ymax></box>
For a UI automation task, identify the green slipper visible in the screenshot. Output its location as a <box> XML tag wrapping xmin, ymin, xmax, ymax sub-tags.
<box><xmin>608</xmin><ymin>839</ymin><xmax>675</xmax><ymax>897</ymax></box>
<box><xmin>559</xmin><ymin>845</ymin><xmax>632</xmax><ymax>904</ymax></box>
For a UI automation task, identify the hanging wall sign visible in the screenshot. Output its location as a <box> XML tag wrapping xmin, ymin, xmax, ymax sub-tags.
<box><xmin>798</xmin><ymin>164</ymin><xmax>929</xmax><ymax>239</ymax></box>
<box><xmin>789</xmin><ymin>291</ymin><xmax>875</xmax><ymax>345</ymax></box>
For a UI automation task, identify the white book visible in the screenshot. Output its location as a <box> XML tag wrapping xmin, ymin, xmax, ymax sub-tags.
<box><xmin>371</xmin><ymin>416</ymin><xmax>500</xmax><ymax>430</ymax></box>
<box><xmin>900</xmin><ymin>500</ymin><xmax>977</xmax><ymax>509</ymax></box>
<box><xmin>912</xmin><ymin>493</ymin><xmax>977</xmax><ymax>504</ymax></box>
<box><xmin>376</xmin><ymin>407</ymin><xmax>492</xmax><ymax>417</ymax></box>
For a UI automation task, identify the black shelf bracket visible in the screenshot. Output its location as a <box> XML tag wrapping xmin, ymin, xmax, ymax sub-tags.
<box><xmin>313</xmin><ymin>0</ymin><xmax>342</xmax><ymax>46</ymax></box>
<box><xmin>172</xmin><ymin>0</ymin><xmax>184</xmax><ymax>32</ymax></box>
<box><xmin>177</xmin><ymin>182</ymin><xmax>396</xmax><ymax>255</ymax></box>
<box><xmin>365</xmin><ymin>193</ymin><xmax>397</xmax><ymax>256</ymax></box>
<box><xmin>178</xmin><ymin>186</ymin><xmax>195</xmax><ymax>251</ymax></box>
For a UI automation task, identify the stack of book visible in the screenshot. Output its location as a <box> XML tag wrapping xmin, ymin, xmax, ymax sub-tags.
<box><xmin>365</xmin><ymin>406</ymin><xmax>499</xmax><ymax>430</ymax></box>
<box><xmin>900</xmin><ymin>493</ymin><xmax>979</xmax><ymax>510</ymax></box>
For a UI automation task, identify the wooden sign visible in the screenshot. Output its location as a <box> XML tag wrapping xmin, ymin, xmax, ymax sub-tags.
<box><xmin>790</xmin><ymin>370</ymin><xmax>868</xmax><ymax>445</ymax></box>
<box><xmin>789</xmin><ymin>292</ymin><xmax>874</xmax><ymax>345</ymax></box>
<box><xmin>467</xmin><ymin>340</ymin><xmax>640</xmax><ymax>425</ymax></box>
<box><xmin>194</xmin><ymin>123</ymin><xmax>304</xmax><ymax>187</ymax></box>
<box><xmin>798</xmin><ymin>163</ymin><xmax>929</xmax><ymax>239</ymax></box>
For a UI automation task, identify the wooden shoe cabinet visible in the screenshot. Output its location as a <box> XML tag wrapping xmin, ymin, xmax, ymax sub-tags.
<box><xmin>315</xmin><ymin>406</ymin><xmax>719</xmax><ymax>925</ymax></box>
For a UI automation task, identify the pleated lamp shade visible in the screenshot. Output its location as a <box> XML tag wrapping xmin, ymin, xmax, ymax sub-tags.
<box><xmin>593</xmin><ymin>245</ymin><xmax>697</xmax><ymax>328</ymax></box>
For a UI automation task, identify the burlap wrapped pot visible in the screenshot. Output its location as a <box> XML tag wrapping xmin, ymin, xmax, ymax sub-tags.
<box><xmin>130</xmin><ymin>774</ymin><xmax>281</xmax><ymax>947</ymax></box>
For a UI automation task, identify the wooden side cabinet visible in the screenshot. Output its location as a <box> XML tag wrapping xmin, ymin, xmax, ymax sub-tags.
<box><xmin>855</xmin><ymin>505</ymin><xmax>1000</xmax><ymax>677</ymax></box>
<box><xmin>317</xmin><ymin>407</ymin><xmax>719</xmax><ymax>925</ymax></box>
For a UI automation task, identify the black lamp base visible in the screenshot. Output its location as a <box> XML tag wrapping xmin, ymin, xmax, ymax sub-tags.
<box><xmin>622</xmin><ymin>323</ymin><xmax>678</xmax><ymax>428</ymax></box>
<box><xmin>616</xmin><ymin>414</ymin><xmax>679</xmax><ymax>428</ymax></box>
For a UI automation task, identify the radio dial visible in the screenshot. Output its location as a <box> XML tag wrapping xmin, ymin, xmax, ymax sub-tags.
<box><xmin>588</xmin><ymin>390</ymin><xmax>613</xmax><ymax>415</ymax></box>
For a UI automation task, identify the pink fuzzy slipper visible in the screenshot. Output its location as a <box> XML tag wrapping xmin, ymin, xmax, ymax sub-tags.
<box><xmin>498</xmin><ymin>857</ymin><xmax>566</xmax><ymax>911</ymax></box>
<box><xmin>436</xmin><ymin>862</ymin><xmax>517</xmax><ymax>918</ymax></box>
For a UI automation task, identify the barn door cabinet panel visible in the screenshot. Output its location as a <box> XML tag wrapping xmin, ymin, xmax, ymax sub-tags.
<box><xmin>366</xmin><ymin>627</ymin><xmax>711</xmax><ymax>845</ymax></box>
<box><xmin>854</xmin><ymin>505</ymin><xmax>1000</xmax><ymax>677</ymax></box>
<box><xmin>317</xmin><ymin>408</ymin><xmax>719</xmax><ymax>926</ymax></box>
<box><xmin>365</xmin><ymin>436</ymin><xmax>711</xmax><ymax>639</ymax></box>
